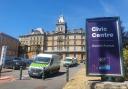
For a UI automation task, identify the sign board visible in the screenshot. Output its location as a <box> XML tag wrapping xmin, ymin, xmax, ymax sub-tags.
<box><xmin>0</xmin><ymin>46</ymin><xmax>7</xmax><ymax>66</ymax></box>
<box><xmin>86</xmin><ymin>17</ymin><xmax>123</xmax><ymax>76</ymax></box>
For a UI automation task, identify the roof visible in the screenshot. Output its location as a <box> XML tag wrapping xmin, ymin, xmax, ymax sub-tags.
<box><xmin>58</xmin><ymin>15</ymin><xmax>65</xmax><ymax>23</ymax></box>
<box><xmin>37</xmin><ymin>54</ymin><xmax>53</xmax><ymax>58</ymax></box>
<box><xmin>0</xmin><ymin>32</ymin><xmax>19</xmax><ymax>42</ymax></box>
<box><xmin>31</xmin><ymin>28</ymin><xmax>44</xmax><ymax>35</ymax></box>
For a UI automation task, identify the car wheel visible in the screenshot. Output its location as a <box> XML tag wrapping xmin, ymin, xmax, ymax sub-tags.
<box><xmin>23</xmin><ymin>65</ymin><xmax>26</xmax><ymax>70</ymax></box>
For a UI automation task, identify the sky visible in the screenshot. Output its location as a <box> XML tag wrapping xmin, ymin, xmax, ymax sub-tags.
<box><xmin>0</xmin><ymin>0</ymin><xmax>128</xmax><ymax>38</ymax></box>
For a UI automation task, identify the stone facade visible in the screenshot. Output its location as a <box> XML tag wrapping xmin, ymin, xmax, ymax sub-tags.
<box><xmin>0</xmin><ymin>32</ymin><xmax>19</xmax><ymax>58</ymax></box>
<box><xmin>87</xmin><ymin>81</ymin><xmax>128</xmax><ymax>89</ymax></box>
<box><xmin>19</xmin><ymin>16</ymin><xmax>86</xmax><ymax>61</ymax></box>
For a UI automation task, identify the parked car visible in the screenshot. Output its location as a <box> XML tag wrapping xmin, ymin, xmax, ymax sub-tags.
<box><xmin>25</xmin><ymin>59</ymin><xmax>33</xmax><ymax>67</ymax></box>
<box><xmin>63</xmin><ymin>57</ymin><xmax>78</xmax><ymax>67</ymax></box>
<box><xmin>4</xmin><ymin>57</ymin><xmax>27</xmax><ymax>69</ymax></box>
<box><xmin>3</xmin><ymin>59</ymin><xmax>13</xmax><ymax>68</ymax></box>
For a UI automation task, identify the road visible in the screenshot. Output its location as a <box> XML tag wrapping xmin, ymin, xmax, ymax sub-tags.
<box><xmin>0</xmin><ymin>64</ymin><xmax>84</xmax><ymax>89</ymax></box>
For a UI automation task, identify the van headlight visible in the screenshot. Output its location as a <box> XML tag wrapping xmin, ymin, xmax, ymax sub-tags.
<box><xmin>15</xmin><ymin>62</ymin><xmax>19</xmax><ymax>65</ymax></box>
<box><xmin>42</xmin><ymin>67</ymin><xmax>48</xmax><ymax>71</ymax></box>
<box><xmin>42</xmin><ymin>67</ymin><xmax>45</xmax><ymax>71</ymax></box>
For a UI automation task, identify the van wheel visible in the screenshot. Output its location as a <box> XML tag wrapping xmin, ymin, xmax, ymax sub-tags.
<box><xmin>42</xmin><ymin>72</ymin><xmax>46</xmax><ymax>80</ymax></box>
<box><xmin>56</xmin><ymin>70</ymin><xmax>59</xmax><ymax>73</ymax></box>
<box><xmin>56</xmin><ymin>68</ymin><xmax>60</xmax><ymax>73</ymax></box>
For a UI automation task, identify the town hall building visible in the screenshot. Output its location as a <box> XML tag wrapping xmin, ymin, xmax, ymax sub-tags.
<box><xmin>19</xmin><ymin>16</ymin><xmax>86</xmax><ymax>62</ymax></box>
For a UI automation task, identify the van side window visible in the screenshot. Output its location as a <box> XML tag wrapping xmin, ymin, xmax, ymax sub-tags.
<box><xmin>53</xmin><ymin>58</ymin><xmax>56</xmax><ymax>66</ymax></box>
<box><xmin>53</xmin><ymin>57</ymin><xmax>58</xmax><ymax>65</ymax></box>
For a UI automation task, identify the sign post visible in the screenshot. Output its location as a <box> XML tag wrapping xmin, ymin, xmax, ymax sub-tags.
<box><xmin>86</xmin><ymin>17</ymin><xmax>123</xmax><ymax>77</ymax></box>
<box><xmin>0</xmin><ymin>46</ymin><xmax>7</xmax><ymax>66</ymax></box>
<box><xmin>0</xmin><ymin>46</ymin><xmax>7</xmax><ymax>77</ymax></box>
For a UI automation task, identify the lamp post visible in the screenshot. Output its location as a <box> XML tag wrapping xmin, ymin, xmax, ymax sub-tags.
<box><xmin>36</xmin><ymin>45</ymin><xmax>40</xmax><ymax>55</ymax></box>
<box><xmin>22</xmin><ymin>45</ymin><xmax>28</xmax><ymax>58</ymax></box>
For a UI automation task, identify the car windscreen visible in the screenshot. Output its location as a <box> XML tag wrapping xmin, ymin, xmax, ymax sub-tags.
<box><xmin>65</xmin><ymin>59</ymin><xmax>72</xmax><ymax>62</ymax></box>
<box><xmin>13</xmin><ymin>58</ymin><xmax>21</xmax><ymax>61</ymax></box>
<box><xmin>34</xmin><ymin>57</ymin><xmax>51</xmax><ymax>63</ymax></box>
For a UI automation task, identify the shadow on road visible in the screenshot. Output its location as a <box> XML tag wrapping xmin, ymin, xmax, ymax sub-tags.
<box><xmin>30</xmin><ymin>71</ymin><xmax>66</xmax><ymax>79</ymax></box>
<box><xmin>1</xmin><ymin>69</ymin><xmax>13</xmax><ymax>73</ymax></box>
<box><xmin>47</xmin><ymin>71</ymin><xmax>66</xmax><ymax>78</ymax></box>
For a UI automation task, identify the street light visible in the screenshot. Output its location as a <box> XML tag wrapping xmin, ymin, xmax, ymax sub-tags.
<box><xmin>36</xmin><ymin>45</ymin><xmax>40</xmax><ymax>55</ymax></box>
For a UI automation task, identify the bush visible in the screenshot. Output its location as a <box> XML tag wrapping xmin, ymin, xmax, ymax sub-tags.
<box><xmin>123</xmin><ymin>48</ymin><xmax>128</xmax><ymax>80</ymax></box>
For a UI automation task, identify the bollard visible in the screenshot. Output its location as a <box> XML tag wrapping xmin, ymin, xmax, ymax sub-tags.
<box><xmin>66</xmin><ymin>65</ymin><xmax>69</xmax><ymax>82</ymax></box>
<box><xmin>42</xmin><ymin>67</ymin><xmax>45</xmax><ymax>80</ymax></box>
<box><xmin>19</xmin><ymin>66</ymin><xmax>23</xmax><ymax>80</ymax></box>
<box><xmin>0</xmin><ymin>65</ymin><xmax>2</xmax><ymax>77</ymax></box>
<box><xmin>13</xmin><ymin>66</ymin><xmax>15</xmax><ymax>70</ymax></box>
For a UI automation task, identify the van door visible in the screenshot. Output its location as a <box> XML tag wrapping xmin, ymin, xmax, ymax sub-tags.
<box><xmin>49</xmin><ymin>58</ymin><xmax>54</xmax><ymax>74</ymax></box>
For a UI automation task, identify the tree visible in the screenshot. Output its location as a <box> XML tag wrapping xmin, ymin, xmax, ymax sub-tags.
<box><xmin>121</xmin><ymin>24</ymin><xmax>128</xmax><ymax>80</ymax></box>
<box><xmin>121</xmin><ymin>25</ymin><xmax>128</xmax><ymax>48</ymax></box>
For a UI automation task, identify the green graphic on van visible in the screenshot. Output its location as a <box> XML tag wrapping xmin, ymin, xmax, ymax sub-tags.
<box><xmin>30</xmin><ymin>63</ymin><xmax>48</xmax><ymax>68</ymax></box>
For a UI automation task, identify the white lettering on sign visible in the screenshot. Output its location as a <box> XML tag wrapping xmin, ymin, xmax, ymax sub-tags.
<box><xmin>92</xmin><ymin>27</ymin><xmax>107</xmax><ymax>32</ymax></box>
<box><xmin>92</xmin><ymin>33</ymin><xmax>113</xmax><ymax>38</ymax></box>
<box><xmin>91</xmin><ymin>27</ymin><xmax>114</xmax><ymax>38</ymax></box>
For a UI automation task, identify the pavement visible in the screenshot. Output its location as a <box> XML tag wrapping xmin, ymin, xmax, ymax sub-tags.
<box><xmin>63</xmin><ymin>65</ymin><xmax>128</xmax><ymax>89</ymax></box>
<box><xmin>0</xmin><ymin>76</ymin><xmax>15</xmax><ymax>83</ymax></box>
<box><xmin>63</xmin><ymin>64</ymin><xmax>100</xmax><ymax>89</ymax></box>
<box><xmin>0</xmin><ymin>68</ymin><xmax>16</xmax><ymax>84</ymax></box>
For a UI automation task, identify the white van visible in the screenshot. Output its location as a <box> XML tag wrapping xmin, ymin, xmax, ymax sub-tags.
<box><xmin>28</xmin><ymin>54</ymin><xmax>60</xmax><ymax>78</ymax></box>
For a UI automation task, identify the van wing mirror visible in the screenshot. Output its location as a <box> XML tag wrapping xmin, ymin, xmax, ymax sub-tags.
<box><xmin>50</xmin><ymin>59</ymin><xmax>53</xmax><ymax>65</ymax></box>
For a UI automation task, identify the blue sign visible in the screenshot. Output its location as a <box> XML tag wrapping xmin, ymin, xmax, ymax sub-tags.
<box><xmin>86</xmin><ymin>17</ymin><xmax>123</xmax><ymax>76</ymax></box>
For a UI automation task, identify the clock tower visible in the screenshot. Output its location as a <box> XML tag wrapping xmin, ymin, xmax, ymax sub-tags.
<box><xmin>56</xmin><ymin>15</ymin><xmax>67</xmax><ymax>33</ymax></box>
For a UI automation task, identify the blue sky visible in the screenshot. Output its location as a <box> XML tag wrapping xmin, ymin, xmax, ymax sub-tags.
<box><xmin>0</xmin><ymin>0</ymin><xmax>128</xmax><ymax>38</ymax></box>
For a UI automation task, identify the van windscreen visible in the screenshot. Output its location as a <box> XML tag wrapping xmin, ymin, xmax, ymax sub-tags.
<box><xmin>34</xmin><ymin>57</ymin><xmax>51</xmax><ymax>63</ymax></box>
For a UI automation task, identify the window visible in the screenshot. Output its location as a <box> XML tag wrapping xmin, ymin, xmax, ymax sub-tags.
<box><xmin>74</xmin><ymin>46</ymin><xmax>76</xmax><ymax>51</ymax></box>
<box><xmin>81</xmin><ymin>34</ymin><xmax>84</xmax><ymax>39</ymax></box>
<box><xmin>74</xmin><ymin>53</ymin><xmax>76</xmax><ymax>57</ymax></box>
<box><xmin>82</xmin><ymin>46</ymin><xmax>85</xmax><ymax>51</ymax></box>
<box><xmin>67</xmin><ymin>36</ymin><xmax>69</xmax><ymax>39</ymax></box>
<box><xmin>67</xmin><ymin>41</ymin><xmax>69</xmax><ymax>45</ymax></box>
<box><xmin>66</xmin><ymin>53</ymin><xmax>69</xmax><ymax>57</ymax></box>
<box><xmin>60</xmin><ymin>27</ymin><xmax>62</xmax><ymax>31</ymax></box>
<box><xmin>57</xmin><ymin>46</ymin><xmax>59</xmax><ymax>51</ymax></box>
<box><xmin>74</xmin><ymin>40</ymin><xmax>76</xmax><ymax>45</ymax></box>
<box><xmin>81</xmin><ymin>39</ymin><xmax>84</xmax><ymax>44</ymax></box>
<box><xmin>34</xmin><ymin>57</ymin><xmax>51</xmax><ymax>63</ymax></box>
<box><xmin>52</xmin><ymin>47</ymin><xmax>54</xmax><ymax>50</ymax></box>
<box><xmin>74</xmin><ymin>35</ymin><xmax>76</xmax><ymax>39</ymax></box>
<box><xmin>67</xmin><ymin>46</ymin><xmax>69</xmax><ymax>51</ymax></box>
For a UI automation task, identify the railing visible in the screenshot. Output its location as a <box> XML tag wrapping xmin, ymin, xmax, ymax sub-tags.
<box><xmin>44</xmin><ymin>50</ymin><xmax>86</xmax><ymax>53</ymax></box>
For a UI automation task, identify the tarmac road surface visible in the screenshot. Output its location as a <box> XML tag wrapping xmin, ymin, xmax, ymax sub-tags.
<box><xmin>0</xmin><ymin>64</ymin><xmax>83</xmax><ymax>89</ymax></box>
